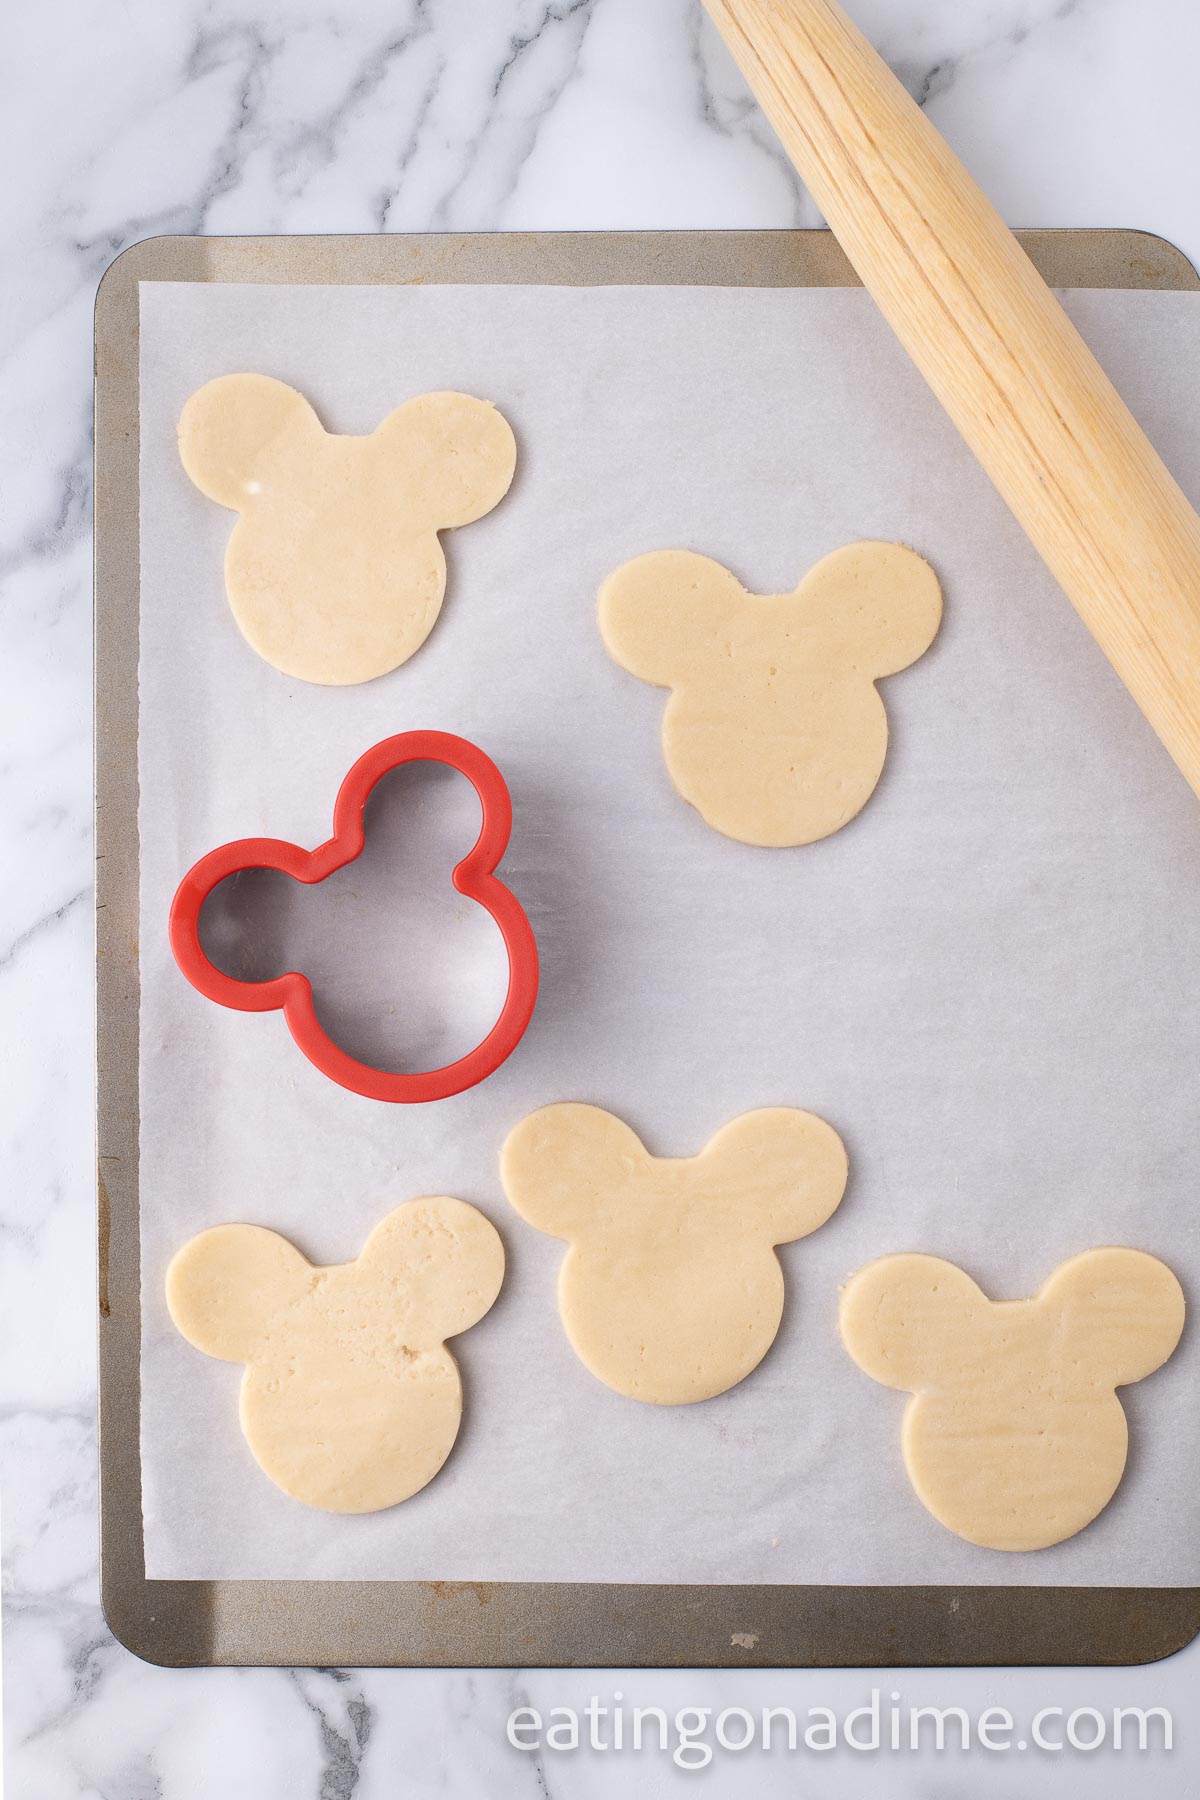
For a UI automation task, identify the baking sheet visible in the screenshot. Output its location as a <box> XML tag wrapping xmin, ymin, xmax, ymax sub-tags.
<box><xmin>138</xmin><ymin>279</ymin><xmax>1200</xmax><ymax>1586</ymax></box>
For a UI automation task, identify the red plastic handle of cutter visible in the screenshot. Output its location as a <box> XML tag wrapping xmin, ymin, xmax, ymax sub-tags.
<box><xmin>168</xmin><ymin>730</ymin><xmax>539</xmax><ymax>1103</ymax></box>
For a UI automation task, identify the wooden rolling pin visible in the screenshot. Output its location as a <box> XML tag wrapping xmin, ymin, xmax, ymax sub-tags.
<box><xmin>705</xmin><ymin>0</ymin><xmax>1200</xmax><ymax>799</ymax></box>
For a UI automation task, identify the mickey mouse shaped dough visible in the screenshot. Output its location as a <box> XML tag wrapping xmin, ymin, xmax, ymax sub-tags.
<box><xmin>166</xmin><ymin>1197</ymin><xmax>504</xmax><ymax>1513</ymax></box>
<box><xmin>501</xmin><ymin>1103</ymin><xmax>848</xmax><ymax>1404</ymax></box>
<box><xmin>598</xmin><ymin>542</ymin><xmax>941</xmax><ymax>846</ymax></box>
<box><xmin>840</xmin><ymin>1248</ymin><xmax>1185</xmax><ymax>1551</ymax></box>
<box><xmin>179</xmin><ymin>374</ymin><xmax>517</xmax><ymax>684</ymax></box>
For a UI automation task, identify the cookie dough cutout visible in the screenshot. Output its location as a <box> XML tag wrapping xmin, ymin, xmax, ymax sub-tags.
<box><xmin>598</xmin><ymin>542</ymin><xmax>941</xmax><ymax>847</ymax></box>
<box><xmin>166</xmin><ymin>1197</ymin><xmax>504</xmax><ymax>1513</ymax></box>
<box><xmin>501</xmin><ymin>1103</ymin><xmax>848</xmax><ymax>1404</ymax></box>
<box><xmin>840</xmin><ymin>1248</ymin><xmax>1184</xmax><ymax>1552</ymax></box>
<box><xmin>179</xmin><ymin>374</ymin><xmax>517</xmax><ymax>684</ymax></box>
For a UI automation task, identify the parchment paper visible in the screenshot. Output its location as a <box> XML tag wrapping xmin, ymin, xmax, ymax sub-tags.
<box><xmin>138</xmin><ymin>279</ymin><xmax>1200</xmax><ymax>1584</ymax></box>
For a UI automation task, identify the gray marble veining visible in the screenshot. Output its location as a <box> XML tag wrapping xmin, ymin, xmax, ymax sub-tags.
<box><xmin>5</xmin><ymin>0</ymin><xmax>1200</xmax><ymax>1792</ymax></box>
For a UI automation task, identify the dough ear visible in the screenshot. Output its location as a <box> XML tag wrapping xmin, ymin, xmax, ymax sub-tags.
<box><xmin>178</xmin><ymin>373</ymin><xmax>323</xmax><ymax>510</ymax></box>
<box><xmin>1044</xmin><ymin>1247</ymin><xmax>1185</xmax><ymax>1387</ymax></box>
<box><xmin>802</xmin><ymin>540</ymin><xmax>942</xmax><ymax>677</ymax></box>
<box><xmin>598</xmin><ymin>550</ymin><xmax>745</xmax><ymax>687</ymax></box>
<box><xmin>500</xmin><ymin>1103</ymin><xmax>646</xmax><ymax>1240</ymax></box>
<box><xmin>840</xmin><ymin>1254</ymin><xmax>984</xmax><ymax>1391</ymax></box>
<box><xmin>374</xmin><ymin>391</ymin><xmax>516</xmax><ymax>528</ymax></box>
<box><xmin>166</xmin><ymin>1223</ymin><xmax>311</xmax><ymax>1363</ymax></box>
<box><xmin>697</xmin><ymin>1108</ymin><xmax>848</xmax><ymax>1245</ymax></box>
<box><xmin>360</xmin><ymin>1197</ymin><xmax>505</xmax><ymax>1344</ymax></box>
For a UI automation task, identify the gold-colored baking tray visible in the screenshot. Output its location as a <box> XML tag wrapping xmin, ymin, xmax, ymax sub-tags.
<box><xmin>96</xmin><ymin>226</ymin><xmax>1200</xmax><ymax>1667</ymax></box>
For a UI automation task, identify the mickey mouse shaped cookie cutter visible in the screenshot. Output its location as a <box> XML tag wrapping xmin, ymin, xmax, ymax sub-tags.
<box><xmin>169</xmin><ymin>730</ymin><xmax>539</xmax><ymax>1102</ymax></box>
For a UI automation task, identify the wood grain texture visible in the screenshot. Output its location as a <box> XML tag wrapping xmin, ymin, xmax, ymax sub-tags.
<box><xmin>705</xmin><ymin>0</ymin><xmax>1200</xmax><ymax>800</ymax></box>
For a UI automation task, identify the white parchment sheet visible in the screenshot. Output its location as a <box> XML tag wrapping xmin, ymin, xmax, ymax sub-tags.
<box><xmin>139</xmin><ymin>280</ymin><xmax>1200</xmax><ymax>1584</ymax></box>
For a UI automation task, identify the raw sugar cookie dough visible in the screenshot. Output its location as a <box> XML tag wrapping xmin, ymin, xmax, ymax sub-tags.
<box><xmin>840</xmin><ymin>1248</ymin><xmax>1185</xmax><ymax>1551</ymax></box>
<box><xmin>178</xmin><ymin>374</ymin><xmax>517</xmax><ymax>684</ymax></box>
<box><xmin>166</xmin><ymin>1196</ymin><xmax>504</xmax><ymax>1513</ymax></box>
<box><xmin>598</xmin><ymin>541</ymin><xmax>941</xmax><ymax>847</ymax></box>
<box><xmin>501</xmin><ymin>1103</ymin><xmax>848</xmax><ymax>1404</ymax></box>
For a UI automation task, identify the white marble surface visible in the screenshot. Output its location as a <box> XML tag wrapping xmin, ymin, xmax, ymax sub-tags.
<box><xmin>6</xmin><ymin>0</ymin><xmax>1200</xmax><ymax>1793</ymax></box>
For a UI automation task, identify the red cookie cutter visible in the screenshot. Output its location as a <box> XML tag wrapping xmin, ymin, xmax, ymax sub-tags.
<box><xmin>169</xmin><ymin>730</ymin><xmax>539</xmax><ymax>1102</ymax></box>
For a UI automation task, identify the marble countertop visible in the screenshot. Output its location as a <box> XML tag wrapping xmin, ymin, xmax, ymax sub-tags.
<box><xmin>5</xmin><ymin>0</ymin><xmax>1200</xmax><ymax>1794</ymax></box>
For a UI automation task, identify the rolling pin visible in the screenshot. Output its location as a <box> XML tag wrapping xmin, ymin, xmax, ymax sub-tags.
<box><xmin>704</xmin><ymin>0</ymin><xmax>1200</xmax><ymax>800</ymax></box>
